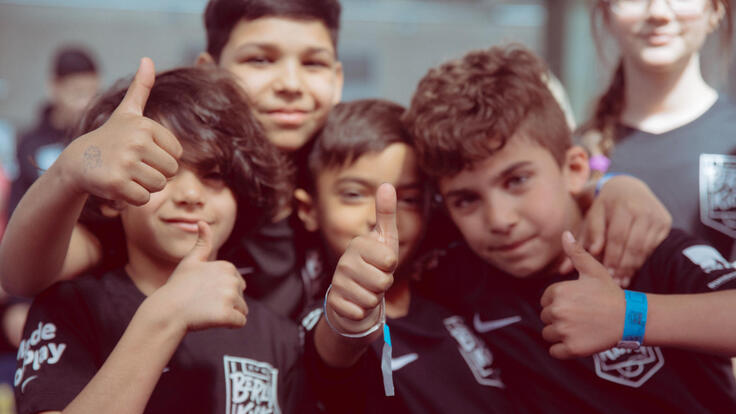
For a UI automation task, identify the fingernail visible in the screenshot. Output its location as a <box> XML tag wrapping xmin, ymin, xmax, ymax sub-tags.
<box><xmin>563</xmin><ymin>231</ymin><xmax>575</xmax><ymax>244</ymax></box>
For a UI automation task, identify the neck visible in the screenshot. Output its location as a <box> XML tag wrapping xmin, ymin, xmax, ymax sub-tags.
<box><xmin>385</xmin><ymin>278</ymin><xmax>411</xmax><ymax>319</ymax></box>
<box><xmin>621</xmin><ymin>53</ymin><xmax>717</xmax><ymax>133</ymax></box>
<box><xmin>125</xmin><ymin>244</ymin><xmax>178</xmax><ymax>296</ymax></box>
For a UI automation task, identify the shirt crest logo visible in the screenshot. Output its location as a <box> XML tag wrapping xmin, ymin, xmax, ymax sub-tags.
<box><xmin>444</xmin><ymin>316</ymin><xmax>504</xmax><ymax>388</ymax></box>
<box><xmin>593</xmin><ymin>346</ymin><xmax>665</xmax><ymax>388</ymax></box>
<box><xmin>223</xmin><ymin>355</ymin><xmax>281</xmax><ymax>414</ymax></box>
<box><xmin>699</xmin><ymin>154</ymin><xmax>736</xmax><ymax>238</ymax></box>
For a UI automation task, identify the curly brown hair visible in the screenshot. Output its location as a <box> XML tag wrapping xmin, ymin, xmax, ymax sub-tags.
<box><xmin>403</xmin><ymin>44</ymin><xmax>571</xmax><ymax>180</ymax></box>
<box><xmin>76</xmin><ymin>66</ymin><xmax>291</xmax><ymax>263</ymax></box>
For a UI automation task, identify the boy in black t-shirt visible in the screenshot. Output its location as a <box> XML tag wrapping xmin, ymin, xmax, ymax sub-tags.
<box><xmin>0</xmin><ymin>0</ymin><xmax>345</xmax><ymax>323</ymax></box>
<box><xmin>14</xmin><ymin>63</ymin><xmax>309</xmax><ymax>413</ymax></box>
<box><xmin>294</xmin><ymin>99</ymin><xmax>511</xmax><ymax>413</ymax></box>
<box><xmin>403</xmin><ymin>44</ymin><xmax>736</xmax><ymax>413</ymax></box>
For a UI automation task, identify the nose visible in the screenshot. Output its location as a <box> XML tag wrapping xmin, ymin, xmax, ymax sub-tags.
<box><xmin>647</xmin><ymin>0</ymin><xmax>675</xmax><ymax>21</ymax></box>
<box><xmin>483</xmin><ymin>195</ymin><xmax>518</xmax><ymax>234</ymax></box>
<box><xmin>273</xmin><ymin>59</ymin><xmax>303</xmax><ymax>98</ymax></box>
<box><xmin>171</xmin><ymin>170</ymin><xmax>205</xmax><ymax>208</ymax></box>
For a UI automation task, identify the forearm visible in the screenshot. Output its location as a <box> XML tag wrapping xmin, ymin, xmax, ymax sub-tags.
<box><xmin>62</xmin><ymin>298</ymin><xmax>185</xmax><ymax>414</ymax></box>
<box><xmin>0</xmin><ymin>163</ymin><xmax>92</xmax><ymax>296</ymax></box>
<box><xmin>643</xmin><ymin>290</ymin><xmax>736</xmax><ymax>356</ymax></box>
<box><xmin>314</xmin><ymin>316</ymin><xmax>381</xmax><ymax>368</ymax></box>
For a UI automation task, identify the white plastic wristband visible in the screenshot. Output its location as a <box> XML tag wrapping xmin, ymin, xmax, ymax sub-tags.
<box><xmin>323</xmin><ymin>284</ymin><xmax>385</xmax><ymax>338</ymax></box>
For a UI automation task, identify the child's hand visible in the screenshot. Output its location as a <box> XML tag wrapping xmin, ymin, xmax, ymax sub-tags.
<box><xmin>325</xmin><ymin>183</ymin><xmax>399</xmax><ymax>335</ymax></box>
<box><xmin>57</xmin><ymin>57</ymin><xmax>182</xmax><ymax>206</ymax></box>
<box><xmin>559</xmin><ymin>175</ymin><xmax>671</xmax><ymax>287</ymax></box>
<box><xmin>541</xmin><ymin>232</ymin><xmax>625</xmax><ymax>359</ymax></box>
<box><xmin>152</xmin><ymin>221</ymin><xmax>247</xmax><ymax>332</ymax></box>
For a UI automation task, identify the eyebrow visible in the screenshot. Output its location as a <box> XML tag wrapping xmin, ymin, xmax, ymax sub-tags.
<box><xmin>234</xmin><ymin>43</ymin><xmax>334</xmax><ymax>57</ymax></box>
<box><xmin>443</xmin><ymin>161</ymin><xmax>533</xmax><ymax>199</ymax></box>
<box><xmin>334</xmin><ymin>177</ymin><xmax>373</xmax><ymax>187</ymax></box>
<box><xmin>333</xmin><ymin>177</ymin><xmax>424</xmax><ymax>191</ymax></box>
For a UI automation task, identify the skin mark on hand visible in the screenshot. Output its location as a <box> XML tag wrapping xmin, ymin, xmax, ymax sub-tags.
<box><xmin>83</xmin><ymin>146</ymin><xmax>102</xmax><ymax>172</ymax></box>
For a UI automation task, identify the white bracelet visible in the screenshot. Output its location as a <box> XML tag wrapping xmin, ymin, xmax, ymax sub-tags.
<box><xmin>322</xmin><ymin>284</ymin><xmax>385</xmax><ymax>338</ymax></box>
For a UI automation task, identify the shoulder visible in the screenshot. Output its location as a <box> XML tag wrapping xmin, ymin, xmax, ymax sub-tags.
<box><xmin>638</xmin><ymin>229</ymin><xmax>736</xmax><ymax>292</ymax></box>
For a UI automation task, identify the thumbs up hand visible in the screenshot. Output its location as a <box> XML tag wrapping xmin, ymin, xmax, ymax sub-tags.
<box><xmin>325</xmin><ymin>183</ymin><xmax>399</xmax><ymax>337</ymax></box>
<box><xmin>57</xmin><ymin>57</ymin><xmax>183</xmax><ymax>206</ymax></box>
<box><xmin>149</xmin><ymin>221</ymin><xmax>248</xmax><ymax>333</ymax></box>
<box><xmin>540</xmin><ymin>231</ymin><xmax>626</xmax><ymax>359</ymax></box>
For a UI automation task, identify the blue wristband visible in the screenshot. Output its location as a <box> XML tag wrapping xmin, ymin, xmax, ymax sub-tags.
<box><xmin>621</xmin><ymin>290</ymin><xmax>647</xmax><ymax>347</ymax></box>
<box><xmin>594</xmin><ymin>172</ymin><xmax>625</xmax><ymax>197</ymax></box>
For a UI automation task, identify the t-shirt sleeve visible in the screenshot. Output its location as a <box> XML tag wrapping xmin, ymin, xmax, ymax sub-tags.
<box><xmin>14</xmin><ymin>282</ymin><xmax>100</xmax><ymax>414</ymax></box>
<box><xmin>642</xmin><ymin>229</ymin><xmax>736</xmax><ymax>294</ymax></box>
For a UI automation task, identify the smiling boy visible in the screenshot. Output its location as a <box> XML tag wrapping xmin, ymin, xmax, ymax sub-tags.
<box><xmin>0</xmin><ymin>0</ymin><xmax>344</xmax><ymax>323</ymax></box>
<box><xmin>14</xmin><ymin>63</ymin><xmax>308</xmax><ymax>413</ymax></box>
<box><xmin>404</xmin><ymin>44</ymin><xmax>736</xmax><ymax>413</ymax></box>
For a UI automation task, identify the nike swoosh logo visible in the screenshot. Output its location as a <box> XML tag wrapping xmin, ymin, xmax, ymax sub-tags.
<box><xmin>21</xmin><ymin>375</ymin><xmax>37</xmax><ymax>393</ymax></box>
<box><xmin>473</xmin><ymin>314</ymin><xmax>521</xmax><ymax>333</ymax></box>
<box><xmin>391</xmin><ymin>353</ymin><xmax>419</xmax><ymax>371</ymax></box>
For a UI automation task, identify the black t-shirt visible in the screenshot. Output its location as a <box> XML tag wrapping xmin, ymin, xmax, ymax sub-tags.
<box><xmin>14</xmin><ymin>268</ymin><xmax>313</xmax><ymax>414</ymax></box>
<box><xmin>222</xmin><ymin>215</ymin><xmax>330</xmax><ymax>323</ymax></box>
<box><xmin>609</xmin><ymin>97</ymin><xmax>736</xmax><ymax>260</ymax></box>
<box><xmin>302</xmin><ymin>258</ymin><xmax>512</xmax><ymax>414</ymax></box>
<box><xmin>421</xmin><ymin>230</ymin><xmax>736</xmax><ymax>414</ymax></box>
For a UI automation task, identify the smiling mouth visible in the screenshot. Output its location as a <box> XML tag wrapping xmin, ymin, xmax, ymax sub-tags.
<box><xmin>162</xmin><ymin>219</ymin><xmax>203</xmax><ymax>233</ymax></box>
<box><xmin>491</xmin><ymin>237</ymin><xmax>533</xmax><ymax>253</ymax></box>
<box><xmin>643</xmin><ymin>33</ymin><xmax>675</xmax><ymax>46</ymax></box>
<box><xmin>264</xmin><ymin>110</ymin><xmax>309</xmax><ymax>126</ymax></box>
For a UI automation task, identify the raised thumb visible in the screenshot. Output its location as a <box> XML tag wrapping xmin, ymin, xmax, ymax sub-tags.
<box><xmin>115</xmin><ymin>57</ymin><xmax>155</xmax><ymax>116</ymax></box>
<box><xmin>373</xmin><ymin>183</ymin><xmax>399</xmax><ymax>254</ymax></box>
<box><xmin>561</xmin><ymin>231</ymin><xmax>609</xmax><ymax>280</ymax></box>
<box><xmin>184</xmin><ymin>221</ymin><xmax>213</xmax><ymax>262</ymax></box>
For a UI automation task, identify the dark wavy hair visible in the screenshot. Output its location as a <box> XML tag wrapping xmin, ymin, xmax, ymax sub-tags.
<box><xmin>298</xmin><ymin>99</ymin><xmax>412</xmax><ymax>191</ymax></box>
<box><xmin>76</xmin><ymin>65</ymin><xmax>291</xmax><ymax>263</ymax></box>
<box><xmin>204</xmin><ymin>0</ymin><xmax>341</xmax><ymax>62</ymax></box>
<box><xmin>403</xmin><ymin>44</ymin><xmax>571</xmax><ymax>180</ymax></box>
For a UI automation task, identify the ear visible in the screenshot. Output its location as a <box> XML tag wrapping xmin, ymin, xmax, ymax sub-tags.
<box><xmin>331</xmin><ymin>61</ymin><xmax>344</xmax><ymax>105</ymax></box>
<box><xmin>562</xmin><ymin>146</ymin><xmax>590</xmax><ymax>196</ymax></box>
<box><xmin>195</xmin><ymin>52</ymin><xmax>216</xmax><ymax>67</ymax></box>
<box><xmin>708</xmin><ymin>1</ymin><xmax>726</xmax><ymax>33</ymax></box>
<box><xmin>294</xmin><ymin>188</ymin><xmax>320</xmax><ymax>232</ymax></box>
<box><xmin>99</xmin><ymin>202</ymin><xmax>124</xmax><ymax>218</ymax></box>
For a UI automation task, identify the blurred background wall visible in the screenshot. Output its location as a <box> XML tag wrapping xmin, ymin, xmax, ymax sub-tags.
<box><xmin>0</xmin><ymin>0</ymin><xmax>734</xmax><ymax>180</ymax></box>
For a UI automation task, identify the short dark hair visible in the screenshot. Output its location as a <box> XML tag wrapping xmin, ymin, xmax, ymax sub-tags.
<box><xmin>403</xmin><ymin>44</ymin><xmax>571</xmax><ymax>180</ymax></box>
<box><xmin>204</xmin><ymin>0</ymin><xmax>341</xmax><ymax>62</ymax></box>
<box><xmin>299</xmin><ymin>99</ymin><xmax>411</xmax><ymax>191</ymax></box>
<box><xmin>53</xmin><ymin>46</ymin><xmax>98</xmax><ymax>79</ymax></box>
<box><xmin>77</xmin><ymin>66</ymin><xmax>291</xmax><ymax>262</ymax></box>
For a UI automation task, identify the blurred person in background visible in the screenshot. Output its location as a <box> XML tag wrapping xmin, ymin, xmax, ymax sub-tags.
<box><xmin>8</xmin><ymin>46</ymin><xmax>100</xmax><ymax>215</ymax></box>
<box><xmin>580</xmin><ymin>0</ymin><xmax>736</xmax><ymax>263</ymax></box>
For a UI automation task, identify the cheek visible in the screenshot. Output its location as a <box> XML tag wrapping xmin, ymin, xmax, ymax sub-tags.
<box><xmin>305</xmin><ymin>74</ymin><xmax>337</xmax><ymax>106</ymax></box>
<box><xmin>226</xmin><ymin>66</ymin><xmax>268</xmax><ymax>98</ymax></box>
<box><xmin>449</xmin><ymin>210</ymin><xmax>486</xmax><ymax>247</ymax></box>
<box><xmin>319</xmin><ymin>205</ymin><xmax>369</xmax><ymax>256</ymax></box>
<box><xmin>397</xmin><ymin>211</ymin><xmax>425</xmax><ymax>245</ymax></box>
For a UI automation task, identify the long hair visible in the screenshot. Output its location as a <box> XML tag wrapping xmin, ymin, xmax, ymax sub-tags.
<box><xmin>580</xmin><ymin>0</ymin><xmax>733</xmax><ymax>157</ymax></box>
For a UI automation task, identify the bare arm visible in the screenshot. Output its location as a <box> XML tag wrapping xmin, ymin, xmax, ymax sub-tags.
<box><xmin>314</xmin><ymin>184</ymin><xmax>397</xmax><ymax>368</ymax></box>
<box><xmin>0</xmin><ymin>58</ymin><xmax>181</xmax><ymax>297</ymax></box>
<box><xmin>42</xmin><ymin>222</ymin><xmax>246</xmax><ymax>414</ymax></box>
<box><xmin>0</xmin><ymin>165</ymin><xmax>95</xmax><ymax>296</ymax></box>
<box><xmin>565</xmin><ymin>174</ymin><xmax>672</xmax><ymax>286</ymax></box>
<box><xmin>542</xmin><ymin>232</ymin><xmax>736</xmax><ymax>358</ymax></box>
